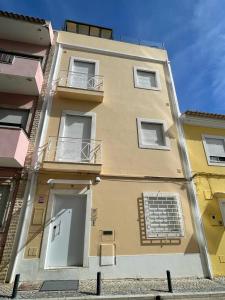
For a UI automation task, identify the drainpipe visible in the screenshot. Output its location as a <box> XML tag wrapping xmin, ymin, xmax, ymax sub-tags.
<box><xmin>8</xmin><ymin>34</ymin><xmax>62</xmax><ymax>282</ymax></box>
<box><xmin>165</xmin><ymin>60</ymin><xmax>212</xmax><ymax>279</ymax></box>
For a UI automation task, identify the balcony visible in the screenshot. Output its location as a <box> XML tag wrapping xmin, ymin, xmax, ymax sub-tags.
<box><xmin>0</xmin><ymin>52</ymin><xmax>43</xmax><ymax>95</ymax></box>
<box><xmin>0</xmin><ymin>127</ymin><xmax>29</xmax><ymax>167</ymax></box>
<box><xmin>41</xmin><ymin>137</ymin><xmax>102</xmax><ymax>173</ymax></box>
<box><xmin>56</xmin><ymin>70</ymin><xmax>104</xmax><ymax>102</ymax></box>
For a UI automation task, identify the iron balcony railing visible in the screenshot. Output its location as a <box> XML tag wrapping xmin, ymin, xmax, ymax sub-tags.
<box><xmin>58</xmin><ymin>70</ymin><xmax>104</xmax><ymax>91</ymax></box>
<box><xmin>43</xmin><ymin>136</ymin><xmax>102</xmax><ymax>164</ymax></box>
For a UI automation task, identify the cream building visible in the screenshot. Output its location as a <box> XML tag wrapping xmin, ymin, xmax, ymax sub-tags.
<box><xmin>11</xmin><ymin>21</ymin><xmax>210</xmax><ymax>281</ymax></box>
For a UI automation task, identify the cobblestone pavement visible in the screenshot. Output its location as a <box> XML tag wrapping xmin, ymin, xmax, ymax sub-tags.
<box><xmin>1</xmin><ymin>278</ymin><xmax>225</xmax><ymax>299</ymax></box>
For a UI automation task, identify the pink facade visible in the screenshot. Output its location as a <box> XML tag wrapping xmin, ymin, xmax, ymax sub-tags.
<box><xmin>0</xmin><ymin>127</ymin><xmax>29</xmax><ymax>167</ymax></box>
<box><xmin>0</xmin><ymin>56</ymin><xmax>43</xmax><ymax>95</ymax></box>
<box><xmin>0</xmin><ymin>39</ymin><xmax>48</xmax><ymax>57</ymax></box>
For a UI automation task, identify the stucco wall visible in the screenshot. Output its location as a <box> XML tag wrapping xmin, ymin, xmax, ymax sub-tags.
<box><xmin>46</xmin><ymin>45</ymin><xmax>183</xmax><ymax>177</ymax></box>
<box><xmin>184</xmin><ymin>123</ymin><xmax>225</xmax><ymax>276</ymax></box>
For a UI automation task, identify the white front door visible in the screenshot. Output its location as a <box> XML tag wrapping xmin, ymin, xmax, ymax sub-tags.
<box><xmin>56</xmin><ymin>114</ymin><xmax>92</xmax><ymax>162</ymax></box>
<box><xmin>46</xmin><ymin>194</ymin><xmax>87</xmax><ymax>268</ymax></box>
<box><xmin>70</xmin><ymin>60</ymin><xmax>95</xmax><ymax>89</ymax></box>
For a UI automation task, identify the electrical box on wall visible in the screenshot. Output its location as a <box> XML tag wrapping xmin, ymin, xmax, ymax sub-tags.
<box><xmin>100</xmin><ymin>243</ymin><xmax>115</xmax><ymax>266</ymax></box>
<box><xmin>100</xmin><ymin>229</ymin><xmax>115</xmax><ymax>242</ymax></box>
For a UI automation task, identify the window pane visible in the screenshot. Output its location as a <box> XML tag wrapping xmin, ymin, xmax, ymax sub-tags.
<box><xmin>101</xmin><ymin>29</ymin><xmax>112</xmax><ymax>39</ymax></box>
<box><xmin>0</xmin><ymin>185</ymin><xmax>10</xmax><ymax>227</ymax></box>
<box><xmin>137</xmin><ymin>70</ymin><xmax>157</xmax><ymax>88</ymax></box>
<box><xmin>70</xmin><ymin>61</ymin><xmax>95</xmax><ymax>89</ymax></box>
<box><xmin>141</xmin><ymin>122</ymin><xmax>165</xmax><ymax>146</ymax></box>
<box><xmin>144</xmin><ymin>194</ymin><xmax>184</xmax><ymax>238</ymax></box>
<box><xmin>78</xmin><ymin>24</ymin><xmax>89</xmax><ymax>35</ymax></box>
<box><xmin>205</xmin><ymin>138</ymin><xmax>225</xmax><ymax>158</ymax></box>
<box><xmin>0</xmin><ymin>108</ymin><xmax>29</xmax><ymax>129</ymax></box>
<box><xmin>66</xmin><ymin>22</ymin><xmax>77</xmax><ymax>33</ymax></box>
<box><xmin>90</xmin><ymin>26</ymin><xmax>100</xmax><ymax>37</ymax></box>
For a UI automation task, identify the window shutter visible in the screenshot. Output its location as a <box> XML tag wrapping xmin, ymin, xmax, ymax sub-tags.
<box><xmin>137</xmin><ymin>70</ymin><xmax>157</xmax><ymax>88</ymax></box>
<box><xmin>141</xmin><ymin>122</ymin><xmax>164</xmax><ymax>146</ymax></box>
<box><xmin>205</xmin><ymin>138</ymin><xmax>225</xmax><ymax>157</ymax></box>
<box><xmin>71</xmin><ymin>61</ymin><xmax>95</xmax><ymax>89</ymax></box>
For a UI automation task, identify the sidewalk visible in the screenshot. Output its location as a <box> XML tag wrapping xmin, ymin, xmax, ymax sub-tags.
<box><xmin>2</xmin><ymin>277</ymin><xmax>225</xmax><ymax>299</ymax></box>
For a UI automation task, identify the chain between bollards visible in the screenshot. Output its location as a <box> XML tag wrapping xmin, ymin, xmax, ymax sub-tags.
<box><xmin>11</xmin><ymin>274</ymin><xmax>20</xmax><ymax>299</ymax></box>
<box><xmin>96</xmin><ymin>271</ymin><xmax>101</xmax><ymax>295</ymax></box>
<box><xmin>166</xmin><ymin>270</ymin><xmax>173</xmax><ymax>293</ymax></box>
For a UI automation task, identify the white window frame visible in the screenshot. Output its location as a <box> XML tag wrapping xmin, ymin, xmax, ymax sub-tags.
<box><xmin>59</xmin><ymin>110</ymin><xmax>96</xmax><ymax>141</ymax></box>
<box><xmin>202</xmin><ymin>134</ymin><xmax>225</xmax><ymax>167</ymax></box>
<box><xmin>68</xmin><ymin>56</ymin><xmax>100</xmax><ymax>88</ymax></box>
<box><xmin>56</xmin><ymin>110</ymin><xmax>96</xmax><ymax>163</ymax></box>
<box><xmin>137</xmin><ymin>117</ymin><xmax>170</xmax><ymax>150</ymax></box>
<box><xmin>143</xmin><ymin>192</ymin><xmax>185</xmax><ymax>239</ymax></box>
<box><xmin>133</xmin><ymin>66</ymin><xmax>161</xmax><ymax>91</ymax></box>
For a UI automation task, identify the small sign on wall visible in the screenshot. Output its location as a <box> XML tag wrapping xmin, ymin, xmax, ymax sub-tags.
<box><xmin>38</xmin><ymin>195</ymin><xmax>45</xmax><ymax>203</ymax></box>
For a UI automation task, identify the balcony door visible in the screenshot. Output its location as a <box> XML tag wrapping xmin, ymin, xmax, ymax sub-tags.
<box><xmin>70</xmin><ymin>60</ymin><xmax>95</xmax><ymax>89</ymax></box>
<box><xmin>56</xmin><ymin>113</ymin><xmax>92</xmax><ymax>163</ymax></box>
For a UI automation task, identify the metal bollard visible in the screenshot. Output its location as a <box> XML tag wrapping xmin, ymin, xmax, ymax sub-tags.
<box><xmin>96</xmin><ymin>271</ymin><xmax>101</xmax><ymax>295</ymax></box>
<box><xmin>166</xmin><ymin>270</ymin><xmax>173</xmax><ymax>293</ymax></box>
<box><xmin>11</xmin><ymin>274</ymin><xmax>20</xmax><ymax>299</ymax></box>
<box><xmin>155</xmin><ymin>296</ymin><xmax>161</xmax><ymax>300</ymax></box>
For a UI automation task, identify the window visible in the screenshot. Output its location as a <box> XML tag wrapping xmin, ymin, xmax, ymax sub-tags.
<box><xmin>134</xmin><ymin>67</ymin><xmax>160</xmax><ymax>90</ymax></box>
<box><xmin>0</xmin><ymin>51</ymin><xmax>14</xmax><ymax>64</ymax></box>
<box><xmin>68</xmin><ymin>57</ymin><xmax>100</xmax><ymax>90</ymax></box>
<box><xmin>143</xmin><ymin>192</ymin><xmax>184</xmax><ymax>239</ymax></box>
<box><xmin>0</xmin><ymin>108</ymin><xmax>30</xmax><ymax>131</ymax></box>
<box><xmin>203</xmin><ymin>135</ymin><xmax>225</xmax><ymax>165</ymax></box>
<box><xmin>137</xmin><ymin>118</ymin><xmax>170</xmax><ymax>150</ymax></box>
<box><xmin>0</xmin><ymin>185</ymin><xmax>10</xmax><ymax>228</ymax></box>
<box><xmin>65</xmin><ymin>21</ymin><xmax>113</xmax><ymax>39</ymax></box>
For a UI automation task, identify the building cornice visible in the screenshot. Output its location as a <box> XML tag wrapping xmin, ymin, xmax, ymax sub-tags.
<box><xmin>58</xmin><ymin>42</ymin><xmax>167</xmax><ymax>64</ymax></box>
<box><xmin>181</xmin><ymin>115</ymin><xmax>225</xmax><ymax>129</ymax></box>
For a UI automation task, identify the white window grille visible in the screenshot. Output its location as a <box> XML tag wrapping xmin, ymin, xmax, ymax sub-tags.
<box><xmin>204</xmin><ymin>136</ymin><xmax>225</xmax><ymax>164</ymax></box>
<box><xmin>143</xmin><ymin>192</ymin><xmax>184</xmax><ymax>239</ymax></box>
<box><xmin>137</xmin><ymin>118</ymin><xmax>170</xmax><ymax>150</ymax></box>
<box><xmin>134</xmin><ymin>67</ymin><xmax>160</xmax><ymax>90</ymax></box>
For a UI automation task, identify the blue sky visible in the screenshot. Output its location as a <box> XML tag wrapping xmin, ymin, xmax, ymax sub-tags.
<box><xmin>0</xmin><ymin>0</ymin><xmax>224</xmax><ymax>113</ymax></box>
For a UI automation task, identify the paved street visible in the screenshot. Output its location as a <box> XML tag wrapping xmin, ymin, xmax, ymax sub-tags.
<box><xmin>2</xmin><ymin>277</ymin><xmax>225</xmax><ymax>299</ymax></box>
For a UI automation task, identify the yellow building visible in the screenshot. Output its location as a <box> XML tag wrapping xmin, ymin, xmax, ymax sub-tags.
<box><xmin>11</xmin><ymin>22</ymin><xmax>210</xmax><ymax>281</ymax></box>
<box><xmin>182</xmin><ymin>111</ymin><xmax>225</xmax><ymax>276</ymax></box>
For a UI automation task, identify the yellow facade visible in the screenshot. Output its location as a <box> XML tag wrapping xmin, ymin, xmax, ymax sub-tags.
<box><xmin>183</xmin><ymin>115</ymin><xmax>225</xmax><ymax>276</ymax></box>
<box><xmin>13</xmin><ymin>30</ymin><xmax>206</xmax><ymax>281</ymax></box>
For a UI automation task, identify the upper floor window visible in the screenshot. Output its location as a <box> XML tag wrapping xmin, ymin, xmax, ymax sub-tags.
<box><xmin>137</xmin><ymin>118</ymin><xmax>170</xmax><ymax>150</ymax></box>
<box><xmin>0</xmin><ymin>108</ymin><xmax>30</xmax><ymax>132</ymax></box>
<box><xmin>66</xmin><ymin>57</ymin><xmax>102</xmax><ymax>91</ymax></box>
<box><xmin>134</xmin><ymin>67</ymin><xmax>160</xmax><ymax>90</ymax></box>
<box><xmin>203</xmin><ymin>135</ymin><xmax>225</xmax><ymax>166</ymax></box>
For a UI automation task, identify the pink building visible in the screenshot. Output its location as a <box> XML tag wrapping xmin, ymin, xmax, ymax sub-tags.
<box><xmin>0</xmin><ymin>11</ymin><xmax>53</xmax><ymax>281</ymax></box>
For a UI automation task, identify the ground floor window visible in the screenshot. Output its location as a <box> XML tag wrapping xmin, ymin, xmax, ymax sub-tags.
<box><xmin>143</xmin><ymin>192</ymin><xmax>184</xmax><ymax>239</ymax></box>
